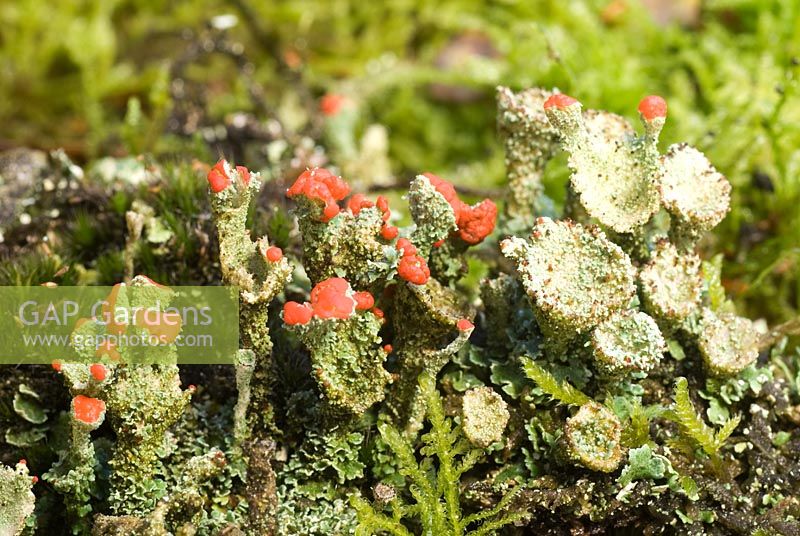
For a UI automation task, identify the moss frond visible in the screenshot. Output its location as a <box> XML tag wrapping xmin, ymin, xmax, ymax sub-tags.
<box><xmin>620</xmin><ymin>400</ymin><xmax>663</xmax><ymax>448</ymax></box>
<box><xmin>351</xmin><ymin>496</ymin><xmax>413</xmax><ymax>536</ymax></box>
<box><xmin>668</xmin><ymin>377</ymin><xmax>740</xmax><ymax>458</ymax></box>
<box><xmin>353</xmin><ymin>372</ymin><xmax>524</xmax><ymax>535</ymax></box>
<box><xmin>521</xmin><ymin>357</ymin><xmax>591</xmax><ymax>407</ymax></box>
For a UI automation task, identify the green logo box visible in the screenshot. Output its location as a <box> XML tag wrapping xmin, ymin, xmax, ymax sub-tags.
<box><xmin>0</xmin><ymin>286</ymin><xmax>239</xmax><ymax>365</ymax></box>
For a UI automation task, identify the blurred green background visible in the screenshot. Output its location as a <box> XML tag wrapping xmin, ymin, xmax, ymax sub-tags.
<box><xmin>0</xmin><ymin>0</ymin><xmax>798</xmax><ymax>325</ymax></box>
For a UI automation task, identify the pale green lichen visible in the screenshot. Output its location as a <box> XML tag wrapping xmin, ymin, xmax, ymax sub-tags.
<box><xmin>496</xmin><ymin>86</ymin><xmax>559</xmax><ymax>222</ymax></box>
<box><xmin>61</xmin><ymin>277</ymin><xmax>194</xmax><ymax>519</ymax></box>
<box><xmin>287</xmin><ymin>309</ymin><xmax>392</xmax><ymax>417</ymax></box>
<box><xmin>91</xmin><ymin>450</ymin><xmax>228</xmax><ymax>535</ymax></box>
<box><xmin>543</xmin><ymin>99</ymin><xmax>662</xmax><ymax>235</ymax></box>
<box><xmin>0</xmin><ymin>461</ymin><xmax>35</xmax><ymax>536</ymax></box>
<box><xmin>590</xmin><ymin>311</ymin><xmax>665</xmax><ymax>375</ymax></box>
<box><xmin>461</xmin><ymin>386</ymin><xmax>510</xmax><ymax>448</ymax></box>
<box><xmin>209</xmin><ymin>161</ymin><xmax>292</xmax><ymax>534</ymax></box>
<box><xmin>657</xmin><ymin>143</ymin><xmax>731</xmax><ymax>250</ymax></box>
<box><xmin>232</xmin><ymin>349</ymin><xmax>255</xmax><ymax>472</ymax></box>
<box><xmin>294</xmin><ymin>200</ymin><xmax>394</xmax><ymax>291</ymax></box>
<box><xmin>105</xmin><ymin>364</ymin><xmax>191</xmax><ymax>515</ymax></box>
<box><xmin>479</xmin><ymin>273</ymin><xmax>526</xmax><ymax>356</ymax></box>
<box><xmin>638</xmin><ymin>240</ymin><xmax>703</xmax><ymax>326</ymax></box>
<box><xmin>407</xmin><ymin>174</ymin><xmax>457</xmax><ymax>256</ymax></box>
<box><xmin>500</xmin><ymin>217</ymin><xmax>636</xmax><ymax>351</ymax></box>
<box><xmin>564</xmin><ymin>402</ymin><xmax>623</xmax><ymax>473</ymax></box>
<box><xmin>387</xmin><ymin>278</ymin><xmax>474</xmax><ymax>435</ymax></box>
<box><xmin>138</xmin><ymin>449</ymin><xmax>227</xmax><ymax>534</ymax></box>
<box><xmin>697</xmin><ymin>308</ymin><xmax>759</xmax><ymax>376</ymax></box>
<box><xmin>44</xmin><ymin>395</ymin><xmax>105</xmax><ymax>533</ymax></box>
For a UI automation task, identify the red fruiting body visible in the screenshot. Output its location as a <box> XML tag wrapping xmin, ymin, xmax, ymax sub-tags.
<box><xmin>19</xmin><ymin>459</ymin><xmax>26</xmax><ymax>465</ymax></box>
<box><xmin>457</xmin><ymin>318</ymin><xmax>474</xmax><ymax>331</ymax></box>
<box><xmin>353</xmin><ymin>291</ymin><xmax>375</xmax><ymax>311</ymax></box>
<box><xmin>423</xmin><ymin>172</ymin><xmax>496</xmax><ymax>245</ymax></box>
<box><xmin>207</xmin><ymin>160</ymin><xmax>230</xmax><ymax>193</ymax></box>
<box><xmin>433</xmin><ymin>239</ymin><xmax>445</xmax><ymax>248</ymax></box>
<box><xmin>236</xmin><ymin>165</ymin><xmax>251</xmax><ymax>185</ymax></box>
<box><xmin>73</xmin><ymin>395</ymin><xmax>105</xmax><ymax>424</ymax></box>
<box><xmin>638</xmin><ymin>95</ymin><xmax>667</xmax><ymax>121</ymax></box>
<box><xmin>265</xmin><ymin>246</ymin><xmax>283</xmax><ymax>262</ymax></box>
<box><xmin>310</xmin><ymin>277</ymin><xmax>356</xmax><ymax>319</ymax></box>
<box><xmin>90</xmin><ymin>364</ymin><xmax>107</xmax><ymax>382</ymax></box>
<box><xmin>372</xmin><ymin>307</ymin><xmax>384</xmax><ymax>319</ymax></box>
<box><xmin>287</xmin><ymin>168</ymin><xmax>350</xmax><ymax>223</ymax></box>
<box><xmin>423</xmin><ymin>172</ymin><xmax>463</xmax><ymax>221</ymax></box>
<box><xmin>284</xmin><ymin>301</ymin><xmax>314</xmax><ymax>326</ymax></box>
<box><xmin>543</xmin><ymin>93</ymin><xmax>579</xmax><ymax>110</ymax></box>
<box><xmin>320</xmin><ymin>94</ymin><xmax>347</xmax><ymax>116</ymax></box>
<box><xmin>52</xmin><ymin>360</ymin><xmax>62</xmax><ymax>372</ymax></box>
<box><xmin>395</xmin><ymin>238</ymin><xmax>417</xmax><ymax>257</ymax></box>
<box><xmin>32</xmin><ymin>476</ymin><xmax>38</xmax><ymax>484</ymax></box>
<box><xmin>380</xmin><ymin>225</ymin><xmax>399</xmax><ymax>240</ymax></box>
<box><xmin>376</xmin><ymin>195</ymin><xmax>389</xmax><ymax>214</ymax></box>
<box><xmin>456</xmin><ymin>199</ymin><xmax>497</xmax><ymax>244</ymax></box>
<box><xmin>347</xmin><ymin>193</ymin><xmax>374</xmax><ymax>215</ymax></box>
<box><xmin>397</xmin><ymin>255</ymin><xmax>430</xmax><ymax>285</ymax></box>
<box><xmin>188</xmin><ymin>384</ymin><xmax>197</xmax><ymax>391</ymax></box>
<box><xmin>383</xmin><ymin>344</ymin><xmax>393</xmax><ymax>353</ymax></box>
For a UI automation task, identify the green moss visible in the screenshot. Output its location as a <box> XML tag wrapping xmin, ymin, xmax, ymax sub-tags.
<box><xmin>352</xmin><ymin>373</ymin><xmax>525</xmax><ymax>535</ymax></box>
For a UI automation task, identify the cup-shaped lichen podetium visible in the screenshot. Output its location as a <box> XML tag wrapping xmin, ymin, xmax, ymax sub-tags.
<box><xmin>638</xmin><ymin>240</ymin><xmax>703</xmax><ymax>328</ymax></box>
<box><xmin>698</xmin><ymin>308</ymin><xmax>759</xmax><ymax>377</ymax></box>
<box><xmin>564</xmin><ymin>402</ymin><xmax>623</xmax><ymax>473</ymax></box>
<box><xmin>501</xmin><ymin>217</ymin><xmax>636</xmax><ymax>354</ymax></box>
<box><xmin>283</xmin><ymin>278</ymin><xmax>392</xmax><ymax>418</ymax></box>
<box><xmin>387</xmin><ymin>277</ymin><xmax>474</xmax><ymax>435</ymax></box>
<box><xmin>543</xmin><ymin>95</ymin><xmax>662</xmax><ymax>237</ymax></box>
<box><xmin>657</xmin><ymin>143</ymin><xmax>731</xmax><ymax>251</ymax></box>
<box><xmin>496</xmin><ymin>86</ymin><xmax>560</xmax><ymax>222</ymax></box>
<box><xmin>590</xmin><ymin>311</ymin><xmax>665</xmax><ymax>376</ymax></box>
<box><xmin>288</xmin><ymin>311</ymin><xmax>391</xmax><ymax>418</ymax></box>
<box><xmin>461</xmin><ymin>387</ymin><xmax>510</xmax><ymax>448</ymax></box>
<box><xmin>0</xmin><ymin>460</ymin><xmax>36</xmax><ymax>534</ymax></box>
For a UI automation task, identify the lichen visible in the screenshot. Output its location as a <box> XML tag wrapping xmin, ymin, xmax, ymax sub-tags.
<box><xmin>496</xmin><ymin>86</ymin><xmax>559</xmax><ymax>223</ymax></box>
<box><xmin>563</xmin><ymin>402</ymin><xmax>623</xmax><ymax>473</ymax></box>
<box><xmin>461</xmin><ymin>387</ymin><xmax>510</xmax><ymax>448</ymax></box>
<box><xmin>543</xmin><ymin>94</ymin><xmax>663</xmax><ymax>236</ymax></box>
<box><xmin>501</xmin><ymin>217</ymin><xmax>636</xmax><ymax>352</ymax></box>
<box><xmin>638</xmin><ymin>240</ymin><xmax>703</xmax><ymax>326</ymax></box>
<box><xmin>657</xmin><ymin>143</ymin><xmax>731</xmax><ymax>250</ymax></box>
<box><xmin>697</xmin><ymin>308</ymin><xmax>760</xmax><ymax>377</ymax></box>
<box><xmin>0</xmin><ymin>461</ymin><xmax>35</xmax><ymax>536</ymax></box>
<box><xmin>590</xmin><ymin>311</ymin><xmax>665</xmax><ymax>375</ymax></box>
